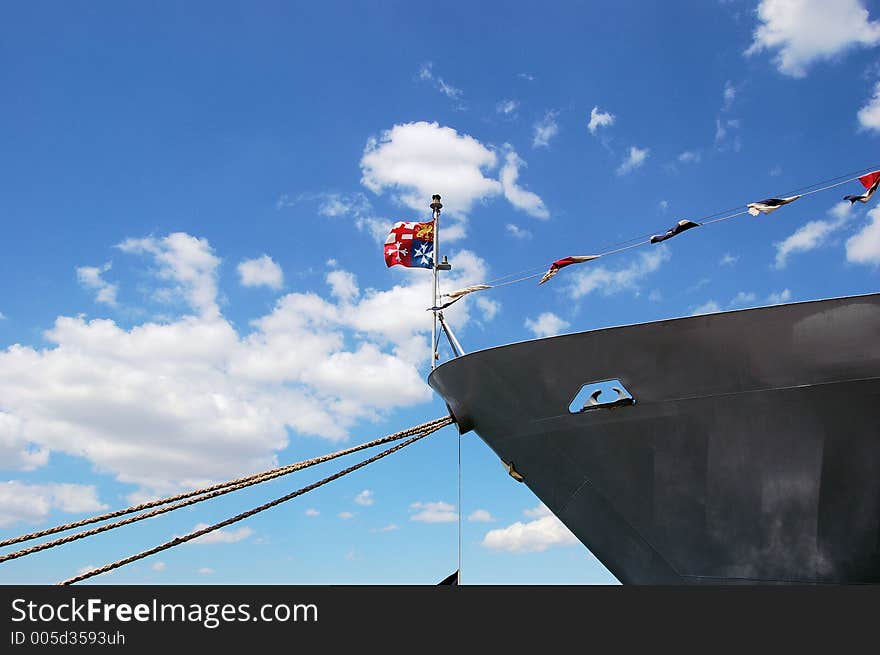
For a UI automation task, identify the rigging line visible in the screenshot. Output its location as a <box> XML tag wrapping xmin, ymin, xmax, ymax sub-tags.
<box><xmin>699</xmin><ymin>209</ymin><xmax>750</xmax><ymax>227</ymax></box>
<box><xmin>597</xmin><ymin>239</ymin><xmax>653</xmax><ymax>257</ymax></box>
<box><xmin>795</xmin><ymin>174</ymin><xmax>867</xmax><ymax>198</ymax></box>
<box><xmin>477</xmin><ymin>232</ymin><xmax>656</xmax><ymax>287</ymax></box>
<box><xmin>457</xmin><ymin>422</ymin><xmax>462</xmax><ymax>585</ymax></box>
<box><xmin>781</xmin><ymin>165</ymin><xmax>879</xmax><ymax>197</ymax></box>
<box><xmin>58</xmin><ymin>422</ymin><xmax>448</xmax><ymax>585</ymax></box>
<box><xmin>436</xmin><ymin>164</ymin><xmax>880</xmax><ymax>300</ymax></box>
<box><xmin>2</xmin><ymin>418</ymin><xmax>454</xmax><ymax>566</ymax></box>
<box><xmin>476</xmin><ymin>233</ymin><xmax>659</xmax><ymax>289</ymax></box>
<box><xmin>480</xmin><ymin>266</ymin><xmax>549</xmax><ymax>286</ymax></box>
<box><xmin>700</xmin><ymin>176</ymin><xmax>863</xmax><ymax>229</ymax></box>
<box><xmin>489</xmin><ymin>272</ymin><xmax>544</xmax><ymax>288</ymax></box>
<box><xmin>694</xmin><ymin>166</ymin><xmax>878</xmax><ymax>223</ymax></box>
<box><xmin>0</xmin><ymin>416</ymin><xmax>452</xmax><ymax>552</ymax></box>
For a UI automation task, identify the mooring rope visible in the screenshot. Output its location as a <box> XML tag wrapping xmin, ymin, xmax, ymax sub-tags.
<box><xmin>59</xmin><ymin>420</ymin><xmax>448</xmax><ymax>585</ymax></box>
<box><xmin>0</xmin><ymin>416</ymin><xmax>452</xmax><ymax>563</ymax></box>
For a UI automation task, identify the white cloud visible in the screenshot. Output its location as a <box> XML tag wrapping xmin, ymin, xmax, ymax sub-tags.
<box><xmin>532</xmin><ymin>110</ymin><xmax>559</xmax><ymax>148</ymax></box>
<box><xmin>76</xmin><ymin>262</ymin><xmax>119</xmax><ymax>306</ymax></box>
<box><xmin>237</xmin><ymin>255</ymin><xmax>283</xmax><ymax>290</ymax></box>
<box><xmin>117</xmin><ymin>233</ymin><xmax>221</xmax><ymax>318</ymax></box>
<box><xmin>496</xmin><ymin>99</ymin><xmax>519</xmax><ymax>116</ymax></box>
<box><xmin>766</xmin><ymin>289</ymin><xmax>792</xmax><ymax>304</ymax></box>
<box><xmin>691</xmin><ymin>300</ymin><xmax>721</xmax><ymax>315</ymax></box>
<box><xmin>499</xmin><ymin>149</ymin><xmax>550</xmax><ymax>219</ymax></box>
<box><xmin>416</xmin><ymin>62</ymin><xmax>464</xmax><ymax>104</ymax></box>
<box><xmin>505</xmin><ymin>224</ymin><xmax>532</xmax><ymax>239</ymax></box>
<box><xmin>198</xmin><ymin>567</ymin><xmax>215</xmax><ymax>575</ymax></box>
<box><xmin>317</xmin><ymin>192</ymin><xmax>371</xmax><ymax>218</ymax></box>
<box><xmin>305</xmin><ymin>508</ymin><xmax>320</xmax><ymax>517</ymax></box>
<box><xmin>475</xmin><ymin>296</ymin><xmax>500</xmax><ymax>322</ymax></box>
<box><xmin>524</xmin><ymin>312</ymin><xmax>570</xmax><ymax>338</ymax></box>
<box><xmin>715</xmin><ymin>118</ymin><xmax>742</xmax><ymax>151</ymax></box>
<box><xmin>309</xmin><ymin>192</ymin><xmax>391</xmax><ymax>244</ymax></box>
<box><xmin>0</xmin><ymin>412</ymin><xmax>49</xmax><ymax>470</ymax></box>
<box><xmin>0</xmin><ymin>311</ymin><xmax>5</xmax><ymax>320</ymax></box>
<box><xmin>678</xmin><ymin>150</ymin><xmax>701</xmax><ymax>164</ymax></box>
<box><xmin>858</xmin><ymin>81</ymin><xmax>880</xmax><ymax>130</ymax></box>
<box><xmin>151</xmin><ymin>561</ymin><xmax>167</xmax><ymax>572</ymax></box>
<box><xmin>360</xmin><ymin>122</ymin><xmax>546</xmax><ymax>238</ymax></box>
<box><xmin>0</xmin><ymin>481</ymin><xmax>106</xmax><ymax>527</ymax></box>
<box><xmin>354</xmin><ymin>489</ymin><xmax>374</xmax><ymax>506</ymax></box>
<box><xmin>566</xmin><ymin>248</ymin><xmax>669</xmax><ymax>300</ymax></box>
<box><xmin>719</xmin><ymin>253</ymin><xmax>739</xmax><ymax>266</ymax></box>
<box><xmin>517</xmin><ymin>72</ymin><xmax>536</xmax><ymax>81</ymax></box>
<box><xmin>410</xmin><ymin>501</ymin><xmax>457</xmax><ymax>523</ymax></box>
<box><xmin>360</xmin><ymin>121</ymin><xmax>501</xmax><ymax>226</ymax></box>
<box><xmin>722</xmin><ymin>80</ymin><xmax>737</xmax><ymax>111</ymax></box>
<box><xmin>371</xmin><ymin>523</ymin><xmax>398</xmax><ymax>533</ymax></box>
<box><xmin>190</xmin><ymin>524</ymin><xmax>253</xmax><ymax>545</ymax></box>
<box><xmin>773</xmin><ymin>202</ymin><xmax>851</xmax><ymax>268</ymax></box>
<box><xmin>275</xmin><ymin>194</ymin><xmax>295</xmax><ymax>210</ymax></box>
<box><xmin>746</xmin><ymin>0</ymin><xmax>880</xmax><ymax>78</ymax></box>
<box><xmin>617</xmin><ymin>146</ymin><xmax>649</xmax><ymax>175</ymax></box>
<box><xmin>481</xmin><ymin>504</ymin><xmax>577</xmax><ymax>553</ymax></box>
<box><xmin>467</xmin><ymin>509</ymin><xmax>495</xmax><ymax>522</ymax></box>
<box><xmin>587</xmin><ymin>106</ymin><xmax>615</xmax><ymax>135</ymax></box>
<box><xmin>774</xmin><ymin>221</ymin><xmax>836</xmax><ymax>268</ymax></box>
<box><xmin>659</xmin><ymin>200</ymin><xmax>669</xmax><ymax>212</ymax></box>
<box><xmin>0</xmin><ymin>233</ymin><xmax>495</xmax><ymax>500</ymax></box>
<box><xmin>729</xmin><ymin>291</ymin><xmax>757</xmax><ymax>307</ymax></box>
<box><xmin>687</xmin><ymin>278</ymin><xmax>711</xmax><ymax>294</ymax></box>
<box><xmin>326</xmin><ymin>270</ymin><xmax>359</xmax><ymax>303</ymax></box>
<box><xmin>846</xmin><ymin>204</ymin><xmax>880</xmax><ymax>264</ymax></box>
<box><xmin>338</xmin><ymin>511</ymin><xmax>355</xmax><ymax>520</ymax></box>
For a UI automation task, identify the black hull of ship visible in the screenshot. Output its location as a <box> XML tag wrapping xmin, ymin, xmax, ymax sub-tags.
<box><xmin>428</xmin><ymin>294</ymin><xmax>880</xmax><ymax>584</ymax></box>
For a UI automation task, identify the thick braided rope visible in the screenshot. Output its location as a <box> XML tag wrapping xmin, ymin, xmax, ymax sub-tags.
<box><xmin>0</xmin><ymin>416</ymin><xmax>452</xmax><ymax>563</ymax></box>
<box><xmin>59</xmin><ymin>422</ymin><xmax>447</xmax><ymax>585</ymax></box>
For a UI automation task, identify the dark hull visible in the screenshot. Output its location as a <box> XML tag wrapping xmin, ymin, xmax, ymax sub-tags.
<box><xmin>429</xmin><ymin>294</ymin><xmax>880</xmax><ymax>584</ymax></box>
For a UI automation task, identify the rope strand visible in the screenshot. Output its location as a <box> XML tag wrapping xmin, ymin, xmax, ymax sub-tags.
<box><xmin>0</xmin><ymin>417</ymin><xmax>451</xmax><ymax>557</ymax></box>
<box><xmin>58</xmin><ymin>421</ymin><xmax>448</xmax><ymax>585</ymax></box>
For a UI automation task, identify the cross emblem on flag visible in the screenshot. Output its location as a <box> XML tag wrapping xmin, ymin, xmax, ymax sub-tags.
<box><xmin>383</xmin><ymin>221</ymin><xmax>434</xmax><ymax>269</ymax></box>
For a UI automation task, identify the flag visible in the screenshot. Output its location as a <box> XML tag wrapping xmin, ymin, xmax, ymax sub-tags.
<box><xmin>747</xmin><ymin>195</ymin><xmax>801</xmax><ymax>216</ymax></box>
<box><xmin>444</xmin><ymin>284</ymin><xmax>492</xmax><ymax>300</ymax></box>
<box><xmin>384</xmin><ymin>221</ymin><xmax>435</xmax><ymax>269</ymax></box>
<box><xmin>539</xmin><ymin>255</ymin><xmax>600</xmax><ymax>285</ymax></box>
<box><xmin>428</xmin><ymin>284</ymin><xmax>493</xmax><ymax>311</ymax></box>
<box><xmin>844</xmin><ymin>171</ymin><xmax>880</xmax><ymax>204</ymax></box>
<box><xmin>650</xmin><ymin>219</ymin><xmax>700</xmax><ymax>244</ymax></box>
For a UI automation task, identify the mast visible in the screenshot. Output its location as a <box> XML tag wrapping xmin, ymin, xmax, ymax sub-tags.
<box><xmin>430</xmin><ymin>194</ymin><xmax>442</xmax><ymax>370</ymax></box>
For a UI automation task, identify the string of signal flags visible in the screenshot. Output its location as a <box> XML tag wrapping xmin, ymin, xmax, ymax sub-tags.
<box><xmin>382</xmin><ymin>165</ymin><xmax>880</xmax><ymax>310</ymax></box>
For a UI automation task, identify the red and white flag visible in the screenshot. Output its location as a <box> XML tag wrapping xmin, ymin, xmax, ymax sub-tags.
<box><xmin>844</xmin><ymin>171</ymin><xmax>880</xmax><ymax>204</ymax></box>
<box><xmin>539</xmin><ymin>255</ymin><xmax>600</xmax><ymax>285</ymax></box>
<box><xmin>383</xmin><ymin>221</ymin><xmax>435</xmax><ymax>269</ymax></box>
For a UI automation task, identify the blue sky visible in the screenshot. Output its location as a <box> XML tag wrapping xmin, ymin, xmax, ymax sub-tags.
<box><xmin>2</xmin><ymin>0</ymin><xmax>880</xmax><ymax>585</ymax></box>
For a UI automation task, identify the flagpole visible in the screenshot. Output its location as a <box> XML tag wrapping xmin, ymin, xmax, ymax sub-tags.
<box><xmin>430</xmin><ymin>194</ymin><xmax>442</xmax><ymax>370</ymax></box>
